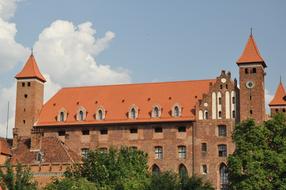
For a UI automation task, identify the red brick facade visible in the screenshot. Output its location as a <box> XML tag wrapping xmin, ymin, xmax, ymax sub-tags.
<box><xmin>10</xmin><ymin>34</ymin><xmax>276</xmax><ymax>189</ymax></box>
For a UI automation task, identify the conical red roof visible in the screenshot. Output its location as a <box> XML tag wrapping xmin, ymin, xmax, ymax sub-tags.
<box><xmin>15</xmin><ymin>54</ymin><xmax>46</xmax><ymax>82</ymax></box>
<box><xmin>237</xmin><ymin>35</ymin><xmax>266</xmax><ymax>67</ymax></box>
<box><xmin>269</xmin><ymin>82</ymin><xmax>286</xmax><ymax>106</ymax></box>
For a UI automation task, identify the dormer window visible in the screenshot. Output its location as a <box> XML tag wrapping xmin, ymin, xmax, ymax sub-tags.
<box><xmin>129</xmin><ymin>105</ymin><xmax>138</xmax><ymax>119</ymax></box>
<box><xmin>58</xmin><ymin>108</ymin><xmax>67</xmax><ymax>122</ymax></box>
<box><xmin>79</xmin><ymin>110</ymin><xmax>84</xmax><ymax>120</ymax></box>
<box><xmin>77</xmin><ymin>107</ymin><xmax>87</xmax><ymax>121</ymax></box>
<box><xmin>96</xmin><ymin>107</ymin><xmax>105</xmax><ymax>120</ymax></box>
<box><xmin>60</xmin><ymin>112</ymin><xmax>64</xmax><ymax>121</ymax></box>
<box><xmin>152</xmin><ymin>105</ymin><xmax>161</xmax><ymax>118</ymax></box>
<box><xmin>172</xmin><ymin>104</ymin><xmax>181</xmax><ymax>117</ymax></box>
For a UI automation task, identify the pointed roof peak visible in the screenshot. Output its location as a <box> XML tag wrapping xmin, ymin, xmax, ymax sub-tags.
<box><xmin>15</xmin><ymin>53</ymin><xmax>46</xmax><ymax>83</ymax></box>
<box><xmin>237</xmin><ymin>34</ymin><xmax>267</xmax><ymax>67</ymax></box>
<box><xmin>269</xmin><ymin>81</ymin><xmax>286</xmax><ymax>106</ymax></box>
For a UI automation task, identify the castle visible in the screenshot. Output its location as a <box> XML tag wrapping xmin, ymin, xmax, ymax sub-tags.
<box><xmin>2</xmin><ymin>34</ymin><xmax>286</xmax><ymax>189</ymax></box>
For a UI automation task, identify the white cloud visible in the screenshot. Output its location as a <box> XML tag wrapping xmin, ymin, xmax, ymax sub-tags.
<box><xmin>34</xmin><ymin>20</ymin><xmax>130</xmax><ymax>87</ymax></box>
<box><xmin>0</xmin><ymin>3</ymin><xmax>131</xmax><ymax>137</ymax></box>
<box><xmin>0</xmin><ymin>0</ymin><xmax>19</xmax><ymax>20</ymax></box>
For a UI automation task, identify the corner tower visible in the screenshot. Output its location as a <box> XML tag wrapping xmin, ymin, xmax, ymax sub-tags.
<box><xmin>237</xmin><ymin>34</ymin><xmax>266</xmax><ymax>123</ymax></box>
<box><xmin>13</xmin><ymin>53</ymin><xmax>46</xmax><ymax>146</ymax></box>
<box><xmin>269</xmin><ymin>81</ymin><xmax>286</xmax><ymax>116</ymax></box>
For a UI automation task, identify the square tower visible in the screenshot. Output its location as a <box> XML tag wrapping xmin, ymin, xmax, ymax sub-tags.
<box><xmin>237</xmin><ymin>34</ymin><xmax>267</xmax><ymax>123</ymax></box>
<box><xmin>14</xmin><ymin>54</ymin><xmax>46</xmax><ymax>146</ymax></box>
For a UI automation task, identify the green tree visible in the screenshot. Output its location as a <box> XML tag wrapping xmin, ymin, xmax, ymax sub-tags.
<box><xmin>0</xmin><ymin>162</ymin><xmax>37</xmax><ymax>190</ymax></box>
<box><xmin>145</xmin><ymin>171</ymin><xmax>180</xmax><ymax>190</ymax></box>
<box><xmin>44</xmin><ymin>177</ymin><xmax>97</xmax><ymax>190</ymax></box>
<box><xmin>65</xmin><ymin>146</ymin><xmax>150</xmax><ymax>190</ymax></box>
<box><xmin>228</xmin><ymin>113</ymin><xmax>286</xmax><ymax>190</ymax></box>
<box><xmin>181</xmin><ymin>175</ymin><xmax>214</xmax><ymax>190</ymax></box>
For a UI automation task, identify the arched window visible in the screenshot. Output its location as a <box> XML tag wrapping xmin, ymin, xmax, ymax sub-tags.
<box><xmin>152</xmin><ymin>164</ymin><xmax>160</xmax><ymax>175</ymax></box>
<box><xmin>58</xmin><ymin>108</ymin><xmax>67</xmax><ymax>122</ymax></box>
<box><xmin>77</xmin><ymin>107</ymin><xmax>86</xmax><ymax>121</ymax></box>
<box><xmin>204</xmin><ymin>110</ymin><xmax>208</xmax><ymax>119</ymax></box>
<box><xmin>96</xmin><ymin>107</ymin><xmax>105</xmax><ymax>120</ymax></box>
<box><xmin>79</xmin><ymin>110</ymin><xmax>84</xmax><ymax>121</ymax></box>
<box><xmin>98</xmin><ymin>110</ymin><xmax>103</xmax><ymax>120</ymax></box>
<box><xmin>220</xmin><ymin>163</ymin><xmax>228</xmax><ymax>190</ymax></box>
<box><xmin>178</xmin><ymin>164</ymin><xmax>188</xmax><ymax>178</ymax></box>
<box><xmin>172</xmin><ymin>104</ymin><xmax>181</xmax><ymax>117</ymax></box>
<box><xmin>152</xmin><ymin>106</ymin><xmax>161</xmax><ymax>118</ymax></box>
<box><xmin>60</xmin><ymin>112</ymin><xmax>65</xmax><ymax>122</ymax></box>
<box><xmin>129</xmin><ymin>105</ymin><xmax>138</xmax><ymax>119</ymax></box>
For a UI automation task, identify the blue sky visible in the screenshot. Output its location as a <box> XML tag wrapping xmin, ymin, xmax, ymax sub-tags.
<box><xmin>0</xmin><ymin>0</ymin><xmax>285</xmax><ymax>137</ymax></box>
<box><xmin>12</xmin><ymin>0</ymin><xmax>286</xmax><ymax>86</ymax></box>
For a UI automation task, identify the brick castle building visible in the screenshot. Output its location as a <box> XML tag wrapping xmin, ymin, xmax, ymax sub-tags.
<box><xmin>2</xmin><ymin>34</ymin><xmax>286</xmax><ymax>189</ymax></box>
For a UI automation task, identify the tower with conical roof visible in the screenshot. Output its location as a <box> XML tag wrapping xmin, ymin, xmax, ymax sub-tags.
<box><xmin>269</xmin><ymin>81</ymin><xmax>286</xmax><ymax>116</ymax></box>
<box><xmin>13</xmin><ymin>53</ymin><xmax>46</xmax><ymax>147</ymax></box>
<box><xmin>237</xmin><ymin>34</ymin><xmax>266</xmax><ymax>123</ymax></box>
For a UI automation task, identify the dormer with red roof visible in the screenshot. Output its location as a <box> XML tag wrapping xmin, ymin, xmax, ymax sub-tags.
<box><xmin>237</xmin><ymin>34</ymin><xmax>266</xmax><ymax>123</ymax></box>
<box><xmin>269</xmin><ymin>81</ymin><xmax>286</xmax><ymax>116</ymax></box>
<box><xmin>13</xmin><ymin>53</ymin><xmax>46</xmax><ymax>148</ymax></box>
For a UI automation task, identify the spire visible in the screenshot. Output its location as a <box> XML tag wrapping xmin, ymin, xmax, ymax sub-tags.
<box><xmin>237</xmin><ymin>34</ymin><xmax>267</xmax><ymax>67</ymax></box>
<box><xmin>269</xmin><ymin>81</ymin><xmax>286</xmax><ymax>106</ymax></box>
<box><xmin>15</xmin><ymin>53</ymin><xmax>46</xmax><ymax>83</ymax></box>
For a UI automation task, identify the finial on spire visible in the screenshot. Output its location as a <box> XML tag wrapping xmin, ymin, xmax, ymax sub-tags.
<box><xmin>250</xmin><ymin>27</ymin><xmax>253</xmax><ymax>36</ymax></box>
<box><xmin>280</xmin><ymin>75</ymin><xmax>282</xmax><ymax>83</ymax></box>
<box><xmin>31</xmin><ymin>47</ymin><xmax>33</xmax><ymax>55</ymax></box>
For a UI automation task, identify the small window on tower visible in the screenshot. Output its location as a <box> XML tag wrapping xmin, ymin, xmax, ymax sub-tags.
<box><xmin>24</xmin><ymin>94</ymin><xmax>28</xmax><ymax>98</ymax></box>
<box><xmin>245</xmin><ymin>68</ymin><xmax>249</xmax><ymax>74</ymax></box>
<box><xmin>23</xmin><ymin>120</ymin><xmax>26</xmax><ymax>124</ymax></box>
<box><xmin>28</xmin><ymin>82</ymin><xmax>31</xmax><ymax>86</ymax></box>
<box><xmin>22</xmin><ymin>82</ymin><xmax>25</xmax><ymax>87</ymax></box>
<box><xmin>219</xmin><ymin>97</ymin><xmax>222</xmax><ymax>105</ymax></box>
<box><xmin>252</xmin><ymin>68</ymin><xmax>256</xmax><ymax>73</ymax></box>
<box><xmin>275</xmin><ymin>109</ymin><xmax>279</xmax><ymax>113</ymax></box>
<box><xmin>232</xmin><ymin>110</ymin><xmax>236</xmax><ymax>118</ymax></box>
<box><xmin>283</xmin><ymin>109</ymin><xmax>286</xmax><ymax>113</ymax></box>
<box><xmin>250</xmin><ymin>110</ymin><xmax>253</xmax><ymax>115</ymax></box>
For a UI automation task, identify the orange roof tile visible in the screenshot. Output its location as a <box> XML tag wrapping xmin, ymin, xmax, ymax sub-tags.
<box><xmin>36</xmin><ymin>79</ymin><xmax>215</xmax><ymax>126</ymax></box>
<box><xmin>15</xmin><ymin>54</ymin><xmax>46</xmax><ymax>82</ymax></box>
<box><xmin>269</xmin><ymin>82</ymin><xmax>286</xmax><ymax>106</ymax></box>
<box><xmin>11</xmin><ymin>137</ymin><xmax>81</xmax><ymax>164</ymax></box>
<box><xmin>237</xmin><ymin>35</ymin><xmax>266</xmax><ymax>67</ymax></box>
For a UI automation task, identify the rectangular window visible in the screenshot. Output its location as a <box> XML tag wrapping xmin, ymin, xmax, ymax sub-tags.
<box><xmin>100</xmin><ymin>129</ymin><xmax>108</xmax><ymax>135</ymax></box>
<box><xmin>219</xmin><ymin>97</ymin><xmax>222</xmax><ymax>105</ymax></box>
<box><xmin>82</xmin><ymin>129</ymin><xmax>90</xmax><ymax>135</ymax></box>
<box><xmin>201</xmin><ymin>143</ymin><xmax>207</xmax><ymax>152</ymax></box>
<box><xmin>232</xmin><ymin>111</ymin><xmax>236</xmax><ymax>118</ymax></box>
<box><xmin>58</xmin><ymin>131</ymin><xmax>66</xmax><ymax>136</ymax></box>
<box><xmin>27</xmin><ymin>82</ymin><xmax>31</xmax><ymax>86</ymax></box>
<box><xmin>81</xmin><ymin>148</ymin><xmax>89</xmax><ymax>158</ymax></box>
<box><xmin>218</xmin><ymin>125</ymin><xmax>227</xmax><ymax>137</ymax></box>
<box><xmin>218</xmin><ymin>144</ymin><xmax>227</xmax><ymax>157</ymax></box>
<box><xmin>130</xmin><ymin>128</ymin><xmax>138</xmax><ymax>134</ymax></box>
<box><xmin>202</xmin><ymin>165</ymin><xmax>208</xmax><ymax>174</ymax></box>
<box><xmin>252</xmin><ymin>68</ymin><xmax>256</xmax><ymax>73</ymax></box>
<box><xmin>154</xmin><ymin>127</ymin><xmax>162</xmax><ymax>133</ymax></box>
<box><xmin>22</xmin><ymin>82</ymin><xmax>25</xmax><ymax>87</ymax></box>
<box><xmin>178</xmin><ymin>126</ymin><xmax>186</xmax><ymax>132</ymax></box>
<box><xmin>178</xmin><ymin>146</ymin><xmax>186</xmax><ymax>159</ymax></box>
<box><xmin>154</xmin><ymin>146</ymin><xmax>163</xmax><ymax>159</ymax></box>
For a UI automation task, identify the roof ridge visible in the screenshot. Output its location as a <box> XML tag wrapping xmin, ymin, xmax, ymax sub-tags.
<box><xmin>61</xmin><ymin>78</ymin><xmax>216</xmax><ymax>90</ymax></box>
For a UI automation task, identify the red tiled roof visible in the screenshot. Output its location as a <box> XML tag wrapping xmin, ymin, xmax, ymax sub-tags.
<box><xmin>269</xmin><ymin>82</ymin><xmax>286</xmax><ymax>106</ymax></box>
<box><xmin>11</xmin><ymin>137</ymin><xmax>81</xmax><ymax>164</ymax></box>
<box><xmin>237</xmin><ymin>35</ymin><xmax>266</xmax><ymax>67</ymax></box>
<box><xmin>15</xmin><ymin>54</ymin><xmax>46</xmax><ymax>82</ymax></box>
<box><xmin>36</xmin><ymin>79</ymin><xmax>215</xmax><ymax>126</ymax></box>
